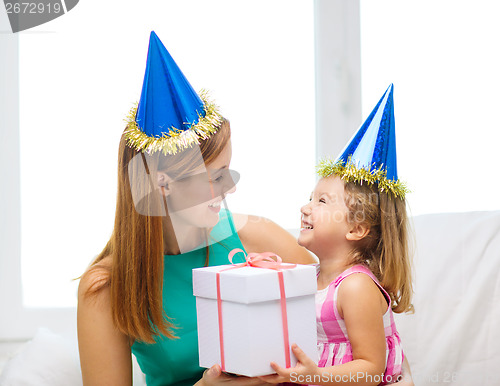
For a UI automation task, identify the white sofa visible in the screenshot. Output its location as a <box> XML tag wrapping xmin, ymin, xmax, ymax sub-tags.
<box><xmin>1</xmin><ymin>211</ymin><xmax>499</xmax><ymax>385</ymax></box>
<box><xmin>394</xmin><ymin>210</ymin><xmax>500</xmax><ymax>385</ymax></box>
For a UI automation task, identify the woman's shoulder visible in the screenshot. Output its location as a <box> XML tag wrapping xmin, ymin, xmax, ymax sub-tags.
<box><xmin>78</xmin><ymin>255</ymin><xmax>112</xmax><ymax>303</ymax></box>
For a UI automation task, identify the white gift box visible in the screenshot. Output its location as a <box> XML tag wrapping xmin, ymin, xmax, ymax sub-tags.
<box><xmin>193</xmin><ymin>263</ymin><xmax>317</xmax><ymax>377</ymax></box>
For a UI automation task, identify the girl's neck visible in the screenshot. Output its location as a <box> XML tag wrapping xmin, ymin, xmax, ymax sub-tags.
<box><xmin>316</xmin><ymin>246</ymin><xmax>354</xmax><ymax>290</ymax></box>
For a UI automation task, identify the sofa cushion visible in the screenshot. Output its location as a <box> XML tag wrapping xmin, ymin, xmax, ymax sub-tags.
<box><xmin>395</xmin><ymin>210</ymin><xmax>500</xmax><ymax>385</ymax></box>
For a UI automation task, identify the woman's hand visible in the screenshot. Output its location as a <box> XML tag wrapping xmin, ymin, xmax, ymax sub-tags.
<box><xmin>199</xmin><ymin>364</ymin><xmax>271</xmax><ymax>385</ymax></box>
<box><xmin>258</xmin><ymin>344</ymin><xmax>318</xmax><ymax>384</ymax></box>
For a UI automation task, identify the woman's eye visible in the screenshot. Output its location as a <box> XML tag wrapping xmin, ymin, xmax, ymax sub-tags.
<box><xmin>319</xmin><ymin>198</ymin><xmax>326</xmax><ymax>203</ymax></box>
<box><xmin>210</xmin><ymin>175</ymin><xmax>223</xmax><ymax>183</ymax></box>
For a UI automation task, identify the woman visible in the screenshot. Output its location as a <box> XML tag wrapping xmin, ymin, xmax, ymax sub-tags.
<box><xmin>78</xmin><ymin>119</ymin><xmax>316</xmax><ymax>385</ymax></box>
<box><xmin>77</xmin><ymin>31</ymin><xmax>413</xmax><ymax>386</ymax></box>
<box><xmin>77</xmin><ymin>31</ymin><xmax>314</xmax><ymax>386</ymax></box>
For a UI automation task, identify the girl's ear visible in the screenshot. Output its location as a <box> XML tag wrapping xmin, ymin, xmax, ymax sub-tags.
<box><xmin>346</xmin><ymin>223</ymin><xmax>370</xmax><ymax>241</ymax></box>
<box><xmin>157</xmin><ymin>172</ymin><xmax>173</xmax><ymax>197</ymax></box>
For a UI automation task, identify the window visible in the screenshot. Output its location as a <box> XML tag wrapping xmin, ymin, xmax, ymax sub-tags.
<box><xmin>360</xmin><ymin>0</ymin><xmax>500</xmax><ymax>215</ymax></box>
<box><xmin>16</xmin><ymin>0</ymin><xmax>315</xmax><ymax>309</ymax></box>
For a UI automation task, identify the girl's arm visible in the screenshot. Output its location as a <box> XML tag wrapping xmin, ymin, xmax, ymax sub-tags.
<box><xmin>261</xmin><ymin>273</ymin><xmax>387</xmax><ymax>385</ymax></box>
<box><xmin>234</xmin><ymin>213</ymin><xmax>317</xmax><ymax>264</ymax></box>
<box><xmin>77</xmin><ymin>265</ymin><xmax>133</xmax><ymax>385</ymax></box>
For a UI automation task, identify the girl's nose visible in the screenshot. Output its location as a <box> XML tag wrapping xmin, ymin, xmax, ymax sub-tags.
<box><xmin>301</xmin><ymin>202</ymin><xmax>312</xmax><ymax>215</ymax></box>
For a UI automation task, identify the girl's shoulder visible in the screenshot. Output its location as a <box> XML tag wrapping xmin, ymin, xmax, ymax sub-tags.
<box><xmin>336</xmin><ymin>264</ymin><xmax>391</xmax><ymax>313</ymax></box>
<box><xmin>334</xmin><ymin>264</ymin><xmax>378</xmax><ymax>286</ymax></box>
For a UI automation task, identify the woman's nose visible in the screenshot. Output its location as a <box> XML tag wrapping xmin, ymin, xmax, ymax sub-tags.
<box><xmin>223</xmin><ymin>171</ymin><xmax>239</xmax><ymax>196</ymax></box>
<box><xmin>216</xmin><ymin>175</ymin><xmax>237</xmax><ymax>200</ymax></box>
<box><xmin>225</xmin><ymin>183</ymin><xmax>236</xmax><ymax>196</ymax></box>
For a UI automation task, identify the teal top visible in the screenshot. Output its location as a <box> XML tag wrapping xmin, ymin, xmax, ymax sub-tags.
<box><xmin>131</xmin><ymin>209</ymin><xmax>246</xmax><ymax>386</ymax></box>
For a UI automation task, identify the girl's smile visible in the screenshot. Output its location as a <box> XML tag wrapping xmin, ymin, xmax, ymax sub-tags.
<box><xmin>300</xmin><ymin>218</ymin><xmax>313</xmax><ymax>231</ymax></box>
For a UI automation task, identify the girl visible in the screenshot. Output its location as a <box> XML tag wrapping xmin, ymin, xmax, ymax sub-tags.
<box><xmin>261</xmin><ymin>84</ymin><xmax>413</xmax><ymax>385</ymax></box>
<box><xmin>77</xmin><ymin>32</ymin><xmax>314</xmax><ymax>386</ymax></box>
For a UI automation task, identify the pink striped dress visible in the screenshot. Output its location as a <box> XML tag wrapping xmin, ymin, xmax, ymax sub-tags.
<box><xmin>315</xmin><ymin>264</ymin><xmax>404</xmax><ymax>385</ymax></box>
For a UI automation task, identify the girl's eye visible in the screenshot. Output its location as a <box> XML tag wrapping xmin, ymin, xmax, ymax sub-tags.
<box><xmin>319</xmin><ymin>198</ymin><xmax>326</xmax><ymax>203</ymax></box>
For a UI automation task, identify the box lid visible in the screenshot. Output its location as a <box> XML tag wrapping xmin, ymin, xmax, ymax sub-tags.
<box><xmin>193</xmin><ymin>264</ymin><xmax>316</xmax><ymax>304</ymax></box>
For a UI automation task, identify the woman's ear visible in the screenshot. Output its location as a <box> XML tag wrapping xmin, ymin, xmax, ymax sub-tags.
<box><xmin>157</xmin><ymin>172</ymin><xmax>172</xmax><ymax>197</ymax></box>
<box><xmin>346</xmin><ymin>223</ymin><xmax>370</xmax><ymax>241</ymax></box>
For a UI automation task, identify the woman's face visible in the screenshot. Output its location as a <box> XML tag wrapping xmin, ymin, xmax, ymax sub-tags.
<box><xmin>165</xmin><ymin>140</ymin><xmax>236</xmax><ymax>229</ymax></box>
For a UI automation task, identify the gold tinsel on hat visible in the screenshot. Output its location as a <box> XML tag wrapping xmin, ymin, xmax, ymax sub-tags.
<box><xmin>317</xmin><ymin>157</ymin><xmax>409</xmax><ymax>199</ymax></box>
<box><xmin>124</xmin><ymin>90</ymin><xmax>223</xmax><ymax>155</ymax></box>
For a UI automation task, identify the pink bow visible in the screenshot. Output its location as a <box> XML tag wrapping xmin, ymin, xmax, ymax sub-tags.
<box><xmin>227</xmin><ymin>248</ymin><xmax>297</xmax><ymax>271</ymax></box>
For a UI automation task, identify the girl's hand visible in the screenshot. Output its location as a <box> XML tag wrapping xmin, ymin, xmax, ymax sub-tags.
<box><xmin>258</xmin><ymin>344</ymin><xmax>318</xmax><ymax>384</ymax></box>
<box><xmin>201</xmin><ymin>364</ymin><xmax>271</xmax><ymax>385</ymax></box>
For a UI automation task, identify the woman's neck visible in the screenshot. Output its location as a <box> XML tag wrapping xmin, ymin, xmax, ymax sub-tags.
<box><xmin>162</xmin><ymin>215</ymin><xmax>207</xmax><ymax>255</ymax></box>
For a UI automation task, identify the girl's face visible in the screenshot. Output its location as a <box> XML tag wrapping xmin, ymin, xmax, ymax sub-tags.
<box><xmin>165</xmin><ymin>140</ymin><xmax>236</xmax><ymax>230</ymax></box>
<box><xmin>298</xmin><ymin>176</ymin><xmax>351</xmax><ymax>256</ymax></box>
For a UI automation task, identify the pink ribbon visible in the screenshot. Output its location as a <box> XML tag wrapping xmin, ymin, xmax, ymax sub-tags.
<box><xmin>216</xmin><ymin>248</ymin><xmax>296</xmax><ymax>371</ymax></box>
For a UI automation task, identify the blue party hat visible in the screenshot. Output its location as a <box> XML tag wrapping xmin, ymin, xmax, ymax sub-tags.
<box><xmin>124</xmin><ymin>31</ymin><xmax>223</xmax><ymax>155</ymax></box>
<box><xmin>317</xmin><ymin>84</ymin><xmax>408</xmax><ymax>198</ymax></box>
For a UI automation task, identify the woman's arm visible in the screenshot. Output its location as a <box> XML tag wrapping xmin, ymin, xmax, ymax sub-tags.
<box><xmin>77</xmin><ymin>265</ymin><xmax>133</xmax><ymax>385</ymax></box>
<box><xmin>234</xmin><ymin>214</ymin><xmax>316</xmax><ymax>264</ymax></box>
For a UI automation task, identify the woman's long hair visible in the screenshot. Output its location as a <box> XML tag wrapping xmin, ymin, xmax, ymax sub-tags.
<box><xmin>82</xmin><ymin>120</ymin><xmax>231</xmax><ymax>343</ymax></box>
<box><xmin>344</xmin><ymin>181</ymin><xmax>414</xmax><ymax>314</ymax></box>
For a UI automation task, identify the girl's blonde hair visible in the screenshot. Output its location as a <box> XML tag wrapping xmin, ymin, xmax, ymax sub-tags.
<box><xmin>81</xmin><ymin>119</ymin><xmax>231</xmax><ymax>344</ymax></box>
<box><xmin>343</xmin><ymin>181</ymin><xmax>413</xmax><ymax>313</ymax></box>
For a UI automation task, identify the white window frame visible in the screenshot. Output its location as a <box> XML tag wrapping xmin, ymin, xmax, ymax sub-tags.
<box><xmin>0</xmin><ymin>0</ymin><xmax>361</xmax><ymax>341</ymax></box>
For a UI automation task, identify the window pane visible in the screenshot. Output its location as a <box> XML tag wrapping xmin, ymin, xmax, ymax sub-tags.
<box><xmin>19</xmin><ymin>0</ymin><xmax>315</xmax><ymax>307</ymax></box>
<box><xmin>360</xmin><ymin>0</ymin><xmax>500</xmax><ymax>215</ymax></box>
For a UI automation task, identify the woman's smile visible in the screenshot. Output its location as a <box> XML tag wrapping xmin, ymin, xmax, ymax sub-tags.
<box><xmin>208</xmin><ymin>200</ymin><xmax>222</xmax><ymax>213</ymax></box>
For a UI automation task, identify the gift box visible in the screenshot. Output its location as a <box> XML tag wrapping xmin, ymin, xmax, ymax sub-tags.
<box><xmin>193</xmin><ymin>251</ymin><xmax>317</xmax><ymax>377</ymax></box>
